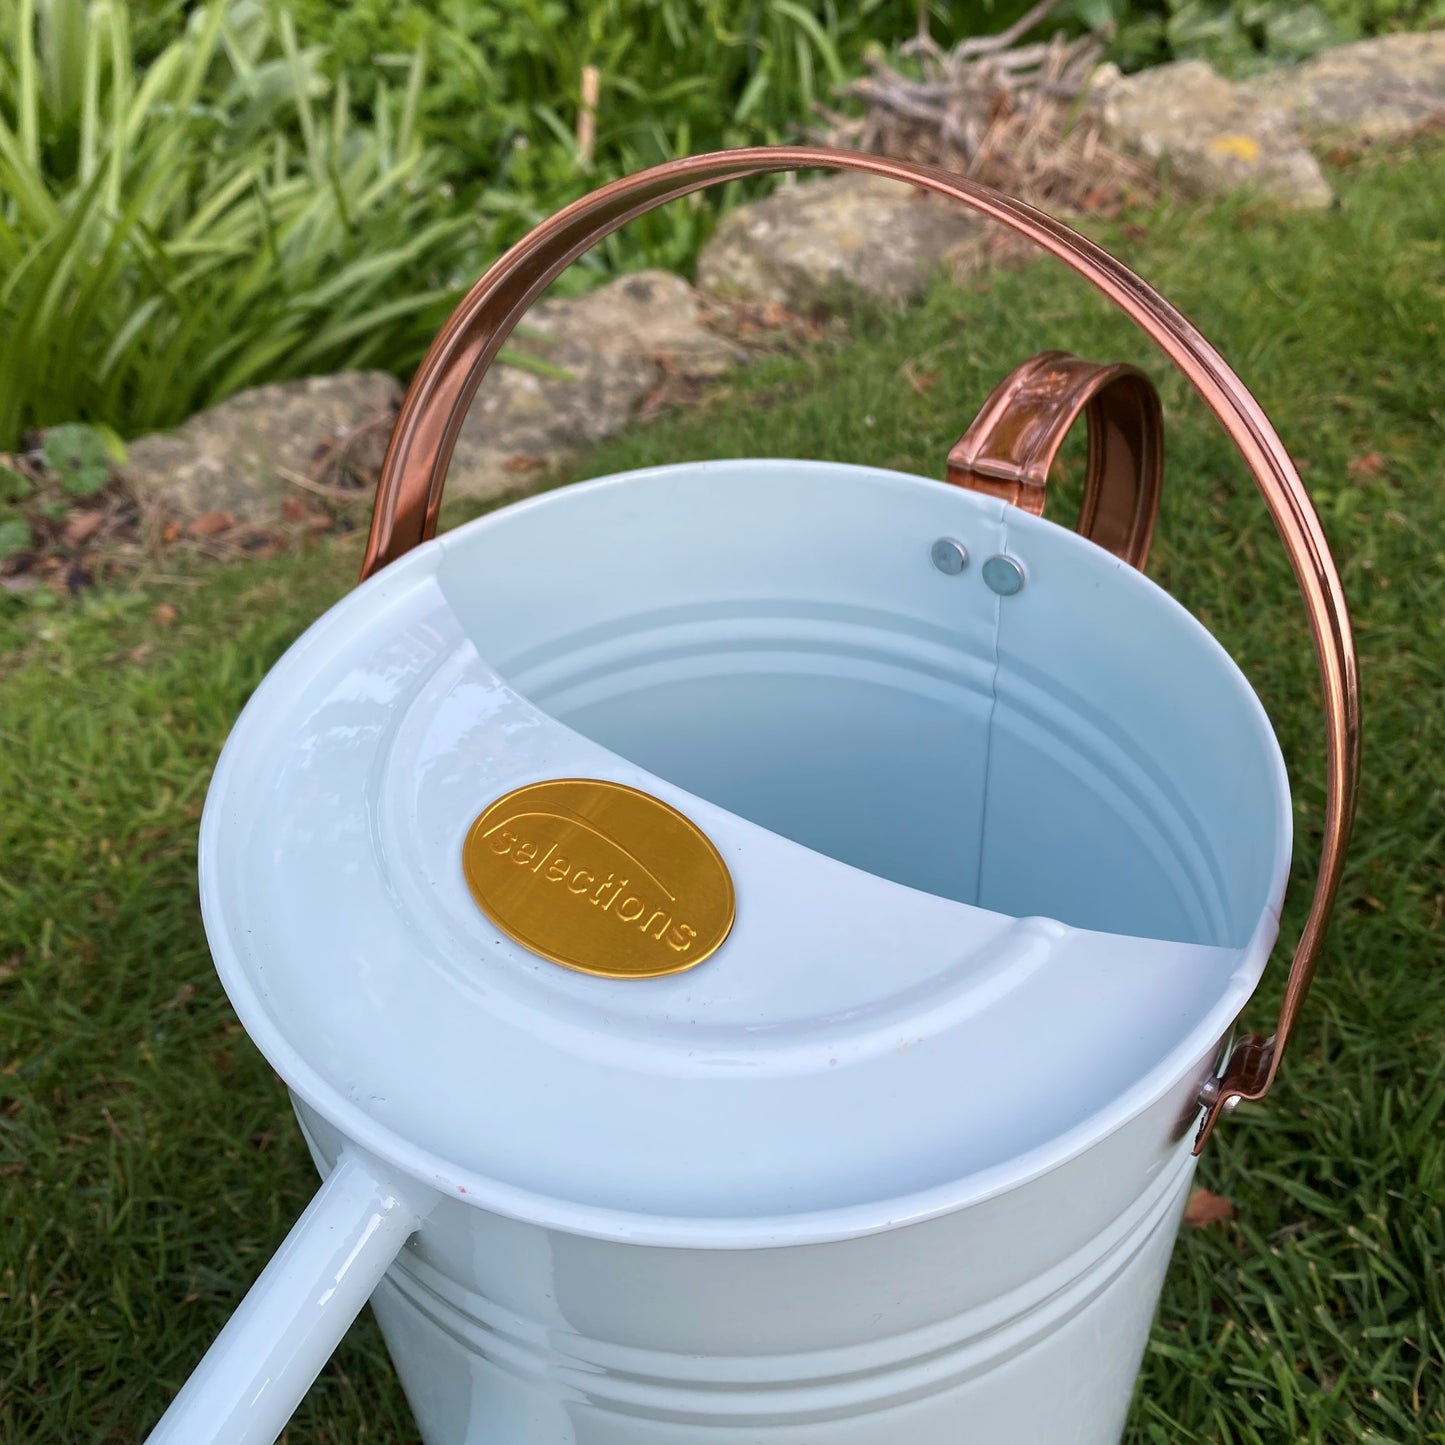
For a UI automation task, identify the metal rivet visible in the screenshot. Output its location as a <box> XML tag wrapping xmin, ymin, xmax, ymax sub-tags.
<box><xmin>982</xmin><ymin>555</ymin><xmax>1026</xmax><ymax>596</ymax></box>
<box><xmin>930</xmin><ymin>537</ymin><xmax>968</xmax><ymax>575</ymax></box>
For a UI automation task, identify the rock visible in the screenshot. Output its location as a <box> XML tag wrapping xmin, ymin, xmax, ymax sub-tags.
<box><xmin>1094</xmin><ymin>59</ymin><xmax>1333</xmax><ymax>209</ymax></box>
<box><xmin>447</xmin><ymin>270</ymin><xmax>745</xmax><ymax>501</ymax></box>
<box><xmin>122</xmin><ymin>273</ymin><xmax>746</xmax><ymax>517</ymax></box>
<box><xmin>123</xmin><ymin>371</ymin><xmax>402</xmax><ymax>525</ymax></box>
<box><xmin>557</xmin><ymin>270</ymin><xmax>742</xmax><ymax>380</ymax></box>
<box><xmin>696</xmin><ymin>172</ymin><xmax>981</xmax><ymax>311</ymax></box>
<box><xmin>1241</xmin><ymin>32</ymin><xmax>1445</xmax><ymax>143</ymax></box>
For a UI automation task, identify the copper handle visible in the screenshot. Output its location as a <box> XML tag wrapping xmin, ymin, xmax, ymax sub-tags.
<box><xmin>361</xmin><ymin>146</ymin><xmax>1359</xmax><ymax>1153</ymax></box>
<box><xmin>948</xmin><ymin>349</ymin><xmax>1164</xmax><ymax>570</ymax></box>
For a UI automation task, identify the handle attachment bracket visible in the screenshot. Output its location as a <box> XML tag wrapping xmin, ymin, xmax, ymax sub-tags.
<box><xmin>948</xmin><ymin>349</ymin><xmax>1164</xmax><ymax>570</ymax></box>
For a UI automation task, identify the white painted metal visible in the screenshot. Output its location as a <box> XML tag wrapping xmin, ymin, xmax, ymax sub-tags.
<box><xmin>154</xmin><ymin>460</ymin><xmax>1293</xmax><ymax>1444</ymax></box>
<box><xmin>145</xmin><ymin>1152</ymin><xmax>427</xmax><ymax>1444</ymax></box>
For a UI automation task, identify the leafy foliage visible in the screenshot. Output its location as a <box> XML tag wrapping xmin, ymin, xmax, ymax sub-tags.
<box><xmin>0</xmin><ymin>464</ymin><xmax>32</xmax><ymax>501</ymax></box>
<box><xmin>0</xmin><ymin>0</ymin><xmax>1026</xmax><ymax>450</ymax></box>
<box><xmin>0</xmin><ymin>515</ymin><xmax>32</xmax><ymax>557</ymax></box>
<box><xmin>0</xmin><ymin>419</ymin><xmax>129</xmax><ymax>586</ymax></box>
<box><xmin>3</xmin><ymin>0</ymin><xmax>1443</xmax><ymax>456</ymax></box>
<box><xmin>275</xmin><ymin>0</ymin><xmax>1019</xmax><ymax>274</ymax></box>
<box><xmin>1095</xmin><ymin>0</ymin><xmax>1445</xmax><ymax>74</ymax></box>
<box><xmin>0</xmin><ymin>0</ymin><xmax>473</xmax><ymax>450</ymax></box>
<box><xmin>41</xmin><ymin>423</ymin><xmax>110</xmax><ymax>496</ymax></box>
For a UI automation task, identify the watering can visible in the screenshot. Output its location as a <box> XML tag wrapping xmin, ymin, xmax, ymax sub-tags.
<box><xmin>146</xmin><ymin>148</ymin><xmax>1359</xmax><ymax>1445</ymax></box>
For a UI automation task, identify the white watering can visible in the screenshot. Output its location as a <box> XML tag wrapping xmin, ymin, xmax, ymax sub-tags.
<box><xmin>147</xmin><ymin>148</ymin><xmax>1359</xmax><ymax>1445</ymax></box>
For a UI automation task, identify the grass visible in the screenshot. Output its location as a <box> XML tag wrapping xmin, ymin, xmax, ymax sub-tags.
<box><xmin>1</xmin><ymin>140</ymin><xmax>1443</xmax><ymax>1443</ymax></box>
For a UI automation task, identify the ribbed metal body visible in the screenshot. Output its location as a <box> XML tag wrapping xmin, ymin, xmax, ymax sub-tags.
<box><xmin>298</xmin><ymin>1070</ymin><xmax>1200</xmax><ymax>1445</ymax></box>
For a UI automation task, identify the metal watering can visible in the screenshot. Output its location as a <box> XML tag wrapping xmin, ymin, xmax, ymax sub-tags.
<box><xmin>147</xmin><ymin>148</ymin><xmax>1359</xmax><ymax>1445</ymax></box>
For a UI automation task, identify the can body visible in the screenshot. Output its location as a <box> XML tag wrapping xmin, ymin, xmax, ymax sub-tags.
<box><xmin>296</xmin><ymin>1048</ymin><xmax>1206</xmax><ymax>1445</ymax></box>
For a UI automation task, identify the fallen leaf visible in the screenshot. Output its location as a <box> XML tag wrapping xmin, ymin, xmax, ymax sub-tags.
<box><xmin>162</xmin><ymin>983</ymin><xmax>196</xmax><ymax>1011</ymax></box>
<box><xmin>186</xmin><ymin>510</ymin><xmax>235</xmax><ymax>538</ymax></box>
<box><xmin>504</xmin><ymin>454</ymin><xmax>548</xmax><ymax>474</ymax></box>
<box><xmin>281</xmin><ymin>497</ymin><xmax>310</xmax><ymax>522</ymax></box>
<box><xmin>152</xmin><ymin>602</ymin><xmax>177</xmax><ymax>626</ymax></box>
<box><xmin>161</xmin><ymin>522</ymin><xmax>181</xmax><ymax>543</ymax></box>
<box><xmin>62</xmin><ymin>510</ymin><xmax>105</xmax><ymax>547</ymax></box>
<box><xmin>1079</xmin><ymin>183</ymin><xmax>1121</xmax><ymax>213</ymax></box>
<box><xmin>899</xmin><ymin>360</ymin><xmax>939</xmax><ymax>396</ymax></box>
<box><xmin>1347</xmin><ymin>451</ymin><xmax>1387</xmax><ymax>481</ymax></box>
<box><xmin>126</xmin><ymin>643</ymin><xmax>153</xmax><ymax>665</ymax></box>
<box><xmin>758</xmin><ymin>300</ymin><xmax>802</xmax><ymax>329</ymax></box>
<box><xmin>305</xmin><ymin>512</ymin><xmax>333</xmax><ymax>534</ymax></box>
<box><xmin>1184</xmin><ymin>1187</ymin><xmax>1235</xmax><ymax>1227</ymax></box>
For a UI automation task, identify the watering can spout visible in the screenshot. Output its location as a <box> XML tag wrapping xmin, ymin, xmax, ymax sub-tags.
<box><xmin>145</xmin><ymin>1154</ymin><xmax>425</xmax><ymax>1445</ymax></box>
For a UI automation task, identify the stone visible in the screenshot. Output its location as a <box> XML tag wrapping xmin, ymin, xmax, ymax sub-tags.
<box><xmin>695</xmin><ymin>172</ymin><xmax>981</xmax><ymax>311</ymax></box>
<box><xmin>122</xmin><ymin>273</ymin><xmax>746</xmax><ymax>518</ymax></box>
<box><xmin>1094</xmin><ymin>59</ymin><xmax>1333</xmax><ymax>209</ymax></box>
<box><xmin>447</xmin><ymin>270</ymin><xmax>746</xmax><ymax>501</ymax></box>
<box><xmin>556</xmin><ymin>269</ymin><xmax>742</xmax><ymax>380</ymax></box>
<box><xmin>1241</xmin><ymin>32</ymin><xmax>1445</xmax><ymax>143</ymax></box>
<box><xmin>123</xmin><ymin>371</ymin><xmax>402</xmax><ymax>525</ymax></box>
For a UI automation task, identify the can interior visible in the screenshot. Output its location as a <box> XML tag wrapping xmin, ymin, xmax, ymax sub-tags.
<box><xmin>437</xmin><ymin>461</ymin><xmax>1287</xmax><ymax>952</ymax></box>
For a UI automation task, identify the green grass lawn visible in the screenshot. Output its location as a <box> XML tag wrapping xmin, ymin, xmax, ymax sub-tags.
<box><xmin>2</xmin><ymin>141</ymin><xmax>1443</xmax><ymax>1444</ymax></box>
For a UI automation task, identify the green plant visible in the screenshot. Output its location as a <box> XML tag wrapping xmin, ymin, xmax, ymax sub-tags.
<box><xmin>280</xmin><ymin>0</ymin><xmax>1030</xmax><ymax>275</ymax></box>
<box><xmin>1094</xmin><ymin>0</ymin><xmax>1445</xmax><ymax>74</ymax></box>
<box><xmin>0</xmin><ymin>464</ymin><xmax>31</xmax><ymax>500</ymax></box>
<box><xmin>0</xmin><ymin>0</ymin><xmax>474</xmax><ymax>451</ymax></box>
<box><xmin>41</xmin><ymin>422</ymin><xmax>109</xmax><ymax>495</ymax></box>
<box><xmin>0</xmin><ymin>419</ymin><xmax>125</xmax><ymax>583</ymax></box>
<box><xmin>0</xmin><ymin>516</ymin><xmax>32</xmax><ymax>556</ymax></box>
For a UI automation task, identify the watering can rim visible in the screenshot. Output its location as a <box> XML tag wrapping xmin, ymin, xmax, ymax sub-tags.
<box><xmin>198</xmin><ymin>457</ymin><xmax>1292</xmax><ymax>1249</ymax></box>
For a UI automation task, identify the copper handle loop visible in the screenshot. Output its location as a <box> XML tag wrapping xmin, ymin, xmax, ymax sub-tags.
<box><xmin>947</xmin><ymin>349</ymin><xmax>1165</xmax><ymax>569</ymax></box>
<box><xmin>361</xmin><ymin>146</ymin><xmax>1359</xmax><ymax>1153</ymax></box>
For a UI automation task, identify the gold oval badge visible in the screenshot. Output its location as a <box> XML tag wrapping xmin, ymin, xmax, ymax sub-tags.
<box><xmin>462</xmin><ymin>779</ymin><xmax>735</xmax><ymax>979</ymax></box>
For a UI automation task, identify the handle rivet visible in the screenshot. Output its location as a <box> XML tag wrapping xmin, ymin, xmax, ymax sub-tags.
<box><xmin>930</xmin><ymin>538</ymin><xmax>969</xmax><ymax>575</ymax></box>
<box><xmin>983</xmin><ymin>555</ymin><xmax>1026</xmax><ymax>596</ymax></box>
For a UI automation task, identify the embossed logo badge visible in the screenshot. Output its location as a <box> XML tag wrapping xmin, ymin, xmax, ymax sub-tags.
<box><xmin>461</xmin><ymin>779</ymin><xmax>735</xmax><ymax>978</ymax></box>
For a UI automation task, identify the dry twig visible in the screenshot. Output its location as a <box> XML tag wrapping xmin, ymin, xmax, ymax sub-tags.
<box><xmin>817</xmin><ymin>8</ymin><xmax>1153</xmax><ymax>218</ymax></box>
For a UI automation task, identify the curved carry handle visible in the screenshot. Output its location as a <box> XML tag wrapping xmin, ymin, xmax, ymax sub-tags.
<box><xmin>948</xmin><ymin>349</ymin><xmax>1164</xmax><ymax>570</ymax></box>
<box><xmin>360</xmin><ymin>146</ymin><xmax>1359</xmax><ymax>1152</ymax></box>
<box><xmin>145</xmin><ymin>1153</ymin><xmax>426</xmax><ymax>1445</ymax></box>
